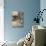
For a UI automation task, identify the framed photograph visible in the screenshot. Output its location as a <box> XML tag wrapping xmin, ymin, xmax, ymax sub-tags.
<box><xmin>11</xmin><ymin>11</ymin><xmax>24</xmax><ymax>27</ymax></box>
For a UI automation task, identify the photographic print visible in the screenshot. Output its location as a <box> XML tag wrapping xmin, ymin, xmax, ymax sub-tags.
<box><xmin>11</xmin><ymin>11</ymin><xmax>24</xmax><ymax>27</ymax></box>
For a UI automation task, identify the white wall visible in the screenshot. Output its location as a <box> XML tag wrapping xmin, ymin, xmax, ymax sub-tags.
<box><xmin>40</xmin><ymin>0</ymin><xmax>46</xmax><ymax>27</ymax></box>
<box><xmin>0</xmin><ymin>0</ymin><xmax>4</xmax><ymax>42</ymax></box>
